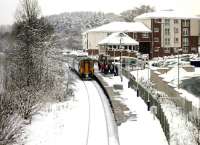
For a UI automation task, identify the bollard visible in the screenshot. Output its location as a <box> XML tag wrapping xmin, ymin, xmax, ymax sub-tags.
<box><xmin>147</xmin><ymin>100</ymin><xmax>150</xmax><ymax>111</ymax></box>
<box><xmin>137</xmin><ymin>89</ymin><xmax>139</xmax><ymax>97</ymax></box>
<box><xmin>128</xmin><ymin>80</ymin><xmax>131</xmax><ymax>88</ymax></box>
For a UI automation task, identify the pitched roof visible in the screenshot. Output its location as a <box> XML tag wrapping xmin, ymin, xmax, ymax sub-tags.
<box><xmin>86</xmin><ymin>21</ymin><xmax>151</xmax><ymax>33</ymax></box>
<box><xmin>98</xmin><ymin>32</ymin><xmax>139</xmax><ymax>45</ymax></box>
<box><xmin>135</xmin><ymin>10</ymin><xmax>200</xmax><ymax>20</ymax></box>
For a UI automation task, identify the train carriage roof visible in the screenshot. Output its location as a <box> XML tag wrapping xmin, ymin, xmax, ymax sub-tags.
<box><xmin>74</xmin><ymin>56</ymin><xmax>93</xmax><ymax>62</ymax></box>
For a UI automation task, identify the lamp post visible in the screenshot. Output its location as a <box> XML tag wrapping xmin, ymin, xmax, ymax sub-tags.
<box><xmin>120</xmin><ymin>36</ymin><xmax>123</xmax><ymax>82</ymax></box>
<box><xmin>177</xmin><ymin>48</ymin><xmax>182</xmax><ymax>89</ymax></box>
<box><xmin>136</xmin><ymin>48</ymin><xmax>139</xmax><ymax>97</ymax></box>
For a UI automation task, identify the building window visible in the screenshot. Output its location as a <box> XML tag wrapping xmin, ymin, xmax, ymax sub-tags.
<box><xmin>165</xmin><ymin>28</ymin><xmax>170</xmax><ymax>35</ymax></box>
<box><xmin>154</xmin><ymin>47</ymin><xmax>159</xmax><ymax>52</ymax></box>
<box><xmin>174</xmin><ymin>27</ymin><xmax>179</xmax><ymax>33</ymax></box>
<box><xmin>154</xmin><ymin>27</ymin><xmax>159</xmax><ymax>32</ymax></box>
<box><xmin>183</xmin><ymin>47</ymin><xmax>189</xmax><ymax>53</ymax></box>
<box><xmin>142</xmin><ymin>33</ymin><xmax>149</xmax><ymax>38</ymax></box>
<box><xmin>198</xmin><ymin>37</ymin><xmax>200</xmax><ymax>45</ymax></box>
<box><xmin>165</xmin><ymin>19</ymin><xmax>170</xmax><ymax>26</ymax></box>
<box><xmin>174</xmin><ymin>19</ymin><xmax>179</xmax><ymax>24</ymax></box>
<box><xmin>183</xmin><ymin>38</ymin><xmax>189</xmax><ymax>46</ymax></box>
<box><xmin>191</xmin><ymin>47</ymin><xmax>197</xmax><ymax>52</ymax></box>
<box><xmin>173</xmin><ymin>47</ymin><xmax>178</xmax><ymax>53</ymax></box>
<box><xmin>154</xmin><ymin>19</ymin><xmax>160</xmax><ymax>23</ymax></box>
<box><xmin>154</xmin><ymin>37</ymin><xmax>159</xmax><ymax>42</ymax></box>
<box><xmin>164</xmin><ymin>47</ymin><xmax>170</xmax><ymax>53</ymax></box>
<box><xmin>183</xmin><ymin>28</ymin><xmax>189</xmax><ymax>36</ymax></box>
<box><xmin>107</xmin><ymin>32</ymin><xmax>112</xmax><ymax>36</ymax></box>
<box><xmin>182</xmin><ymin>20</ymin><xmax>190</xmax><ymax>27</ymax></box>
<box><xmin>165</xmin><ymin>38</ymin><xmax>170</xmax><ymax>45</ymax></box>
<box><xmin>174</xmin><ymin>37</ymin><xmax>179</xmax><ymax>43</ymax></box>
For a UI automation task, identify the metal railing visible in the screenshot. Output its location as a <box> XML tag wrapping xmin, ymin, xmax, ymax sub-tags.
<box><xmin>122</xmin><ymin>69</ymin><xmax>170</xmax><ymax>143</ymax></box>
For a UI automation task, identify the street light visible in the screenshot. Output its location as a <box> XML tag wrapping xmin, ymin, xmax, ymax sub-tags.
<box><xmin>177</xmin><ymin>48</ymin><xmax>182</xmax><ymax>89</ymax></box>
<box><xmin>119</xmin><ymin>36</ymin><xmax>123</xmax><ymax>82</ymax></box>
<box><xmin>119</xmin><ymin>33</ymin><xmax>125</xmax><ymax>82</ymax></box>
<box><xmin>136</xmin><ymin>49</ymin><xmax>140</xmax><ymax>97</ymax></box>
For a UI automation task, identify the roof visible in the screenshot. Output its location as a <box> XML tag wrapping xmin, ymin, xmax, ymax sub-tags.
<box><xmin>98</xmin><ymin>32</ymin><xmax>139</xmax><ymax>46</ymax></box>
<box><xmin>135</xmin><ymin>10</ymin><xmax>200</xmax><ymax>20</ymax></box>
<box><xmin>85</xmin><ymin>21</ymin><xmax>151</xmax><ymax>33</ymax></box>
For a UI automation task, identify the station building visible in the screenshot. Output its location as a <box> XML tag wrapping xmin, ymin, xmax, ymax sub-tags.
<box><xmin>82</xmin><ymin>21</ymin><xmax>151</xmax><ymax>57</ymax></box>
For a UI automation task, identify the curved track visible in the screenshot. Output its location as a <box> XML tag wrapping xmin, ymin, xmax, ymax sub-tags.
<box><xmin>82</xmin><ymin>80</ymin><xmax>119</xmax><ymax>145</ymax></box>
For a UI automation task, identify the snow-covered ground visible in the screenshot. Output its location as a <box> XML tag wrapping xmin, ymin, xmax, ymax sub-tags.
<box><xmin>130</xmin><ymin>65</ymin><xmax>199</xmax><ymax>145</ymax></box>
<box><xmin>19</xmin><ymin>74</ymin><xmax>119</xmax><ymax>145</ymax></box>
<box><xmin>150</xmin><ymin>55</ymin><xmax>200</xmax><ymax>108</ymax></box>
<box><xmin>20</xmin><ymin>80</ymin><xmax>89</xmax><ymax>145</ymax></box>
<box><xmin>100</xmin><ymin>74</ymin><xmax>168</xmax><ymax>145</ymax></box>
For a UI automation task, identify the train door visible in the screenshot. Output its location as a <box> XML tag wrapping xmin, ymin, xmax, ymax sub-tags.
<box><xmin>84</xmin><ymin>61</ymin><xmax>89</xmax><ymax>78</ymax></box>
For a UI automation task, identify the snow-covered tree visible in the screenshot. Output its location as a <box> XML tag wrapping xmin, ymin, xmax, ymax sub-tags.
<box><xmin>120</xmin><ymin>5</ymin><xmax>155</xmax><ymax>22</ymax></box>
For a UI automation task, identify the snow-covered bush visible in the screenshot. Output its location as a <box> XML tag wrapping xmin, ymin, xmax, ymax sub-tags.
<box><xmin>0</xmin><ymin>94</ymin><xmax>23</xmax><ymax>145</ymax></box>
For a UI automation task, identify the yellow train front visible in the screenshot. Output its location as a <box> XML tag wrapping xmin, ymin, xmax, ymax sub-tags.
<box><xmin>73</xmin><ymin>56</ymin><xmax>94</xmax><ymax>80</ymax></box>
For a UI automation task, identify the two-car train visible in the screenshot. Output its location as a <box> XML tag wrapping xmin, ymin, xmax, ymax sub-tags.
<box><xmin>71</xmin><ymin>55</ymin><xmax>95</xmax><ymax>80</ymax></box>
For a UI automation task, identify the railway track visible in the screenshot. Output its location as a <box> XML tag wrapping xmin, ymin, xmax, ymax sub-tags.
<box><xmin>82</xmin><ymin>80</ymin><xmax>120</xmax><ymax>145</ymax></box>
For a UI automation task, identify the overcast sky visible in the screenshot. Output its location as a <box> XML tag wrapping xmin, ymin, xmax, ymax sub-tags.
<box><xmin>0</xmin><ymin>0</ymin><xmax>200</xmax><ymax>25</ymax></box>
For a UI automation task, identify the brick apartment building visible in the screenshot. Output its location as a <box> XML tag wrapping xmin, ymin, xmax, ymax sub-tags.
<box><xmin>135</xmin><ymin>10</ymin><xmax>200</xmax><ymax>58</ymax></box>
<box><xmin>82</xmin><ymin>10</ymin><xmax>200</xmax><ymax>58</ymax></box>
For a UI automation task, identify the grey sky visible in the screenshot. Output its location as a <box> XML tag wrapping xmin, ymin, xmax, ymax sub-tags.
<box><xmin>0</xmin><ymin>0</ymin><xmax>200</xmax><ymax>25</ymax></box>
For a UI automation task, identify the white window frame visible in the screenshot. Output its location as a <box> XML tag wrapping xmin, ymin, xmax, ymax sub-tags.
<box><xmin>183</xmin><ymin>38</ymin><xmax>189</xmax><ymax>46</ymax></box>
<box><xmin>174</xmin><ymin>19</ymin><xmax>179</xmax><ymax>24</ymax></box>
<box><xmin>142</xmin><ymin>33</ymin><xmax>149</xmax><ymax>38</ymax></box>
<box><xmin>165</xmin><ymin>28</ymin><xmax>170</xmax><ymax>35</ymax></box>
<box><xmin>165</xmin><ymin>19</ymin><xmax>170</xmax><ymax>26</ymax></box>
<box><xmin>154</xmin><ymin>27</ymin><xmax>159</xmax><ymax>32</ymax></box>
<box><xmin>154</xmin><ymin>47</ymin><xmax>159</xmax><ymax>52</ymax></box>
<box><xmin>182</xmin><ymin>20</ymin><xmax>190</xmax><ymax>27</ymax></box>
<box><xmin>183</xmin><ymin>47</ymin><xmax>189</xmax><ymax>53</ymax></box>
<box><xmin>154</xmin><ymin>19</ymin><xmax>160</xmax><ymax>23</ymax></box>
<box><xmin>165</xmin><ymin>38</ymin><xmax>170</xmax><ymax>46</ymax></box>
<box><xmin>174</xmin><ymin>37</ymin><xmax>179</xmax><ymax>43</ymax></box>
<box><xmin>154</xmin><ymin>37</ymin><xmax>159</xmax><ymax>42</ymax></box>
<box><xmin>174</xmin><ymin>27</ymin><xmax>179</xmax><ymax>33</ymax></box>
<box><xmin>183</xmin><ymin>28</ymin><xmax>189</xmax><ymax>36</ymax></box>
<box><xmin>164</xmin><ymin>47</ymin><xmax>170</xmax><ymax>53</ymax></box>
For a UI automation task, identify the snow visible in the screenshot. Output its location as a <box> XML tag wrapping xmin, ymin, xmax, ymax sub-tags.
<box><xmin>21</xmin><ymin>80</ymin><xmax>90</xmax><ymax>145</ymax></box>
<box><xmin>135</xmin><ymin>10</ymin><xmax>200</xmax><ymax>20</ymax></box>
<box><xmin>100</xmin><ymin>74</ymin><xmax>168</xmax><ymax>145</ymax></box>
<box><xmin>21</xmin><ymin>76</ymin><xmax>119</xmax><ymax>145</ymax></box>
<box><xmin>129</xmin><ymin>57</ymin><xmax>200</xmax><ymax>145</ymax></box>
<box><xmin>129</xmin><ymin>68</ymin><xmax>199</xmax><ymax>145</ymax></box>
<box><xmin>98</xmin><ymin>32</ymin><xmax>139</xmax><ymax>45</ymax></box>
<box><xmin>158</xmin><ymin>66</ymin><xmax>200</xmax><ymax>108</ymax></box>
<box><xmin>86</xmin><ymin>21</ymin><xmax>151</xmax><ymax>33</ymax></box>
<box><xmin>162</xmin><ymin>103</ymin><xmax>197</xmax><ymax>145</ymax></box>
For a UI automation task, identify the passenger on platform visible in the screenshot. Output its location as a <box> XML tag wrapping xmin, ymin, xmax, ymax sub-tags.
<box><xmin>115</xmin><ymin>65</ymin><xmax>118</xmax><ymax>76</ymax></box>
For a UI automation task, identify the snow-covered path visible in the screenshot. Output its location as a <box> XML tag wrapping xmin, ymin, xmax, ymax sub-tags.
<box><xmin>101</xmin><ymin>74</ymin><xmax>168</xmax><ymax>145</ymax></box>
<box><xmin>21</xmin><ymin>76</ymin><xmax>119</xmax><ymax>145</ymax></box>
